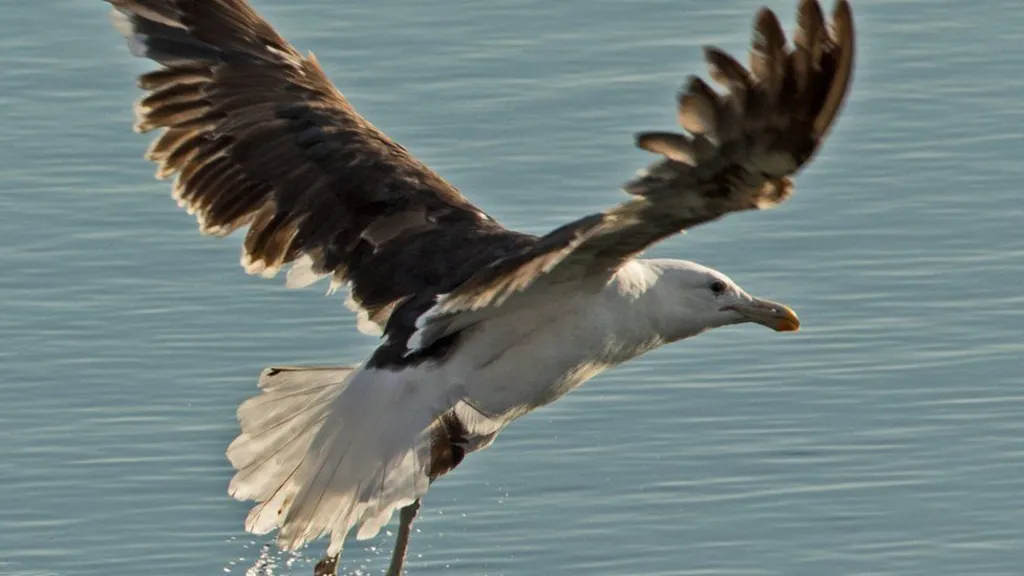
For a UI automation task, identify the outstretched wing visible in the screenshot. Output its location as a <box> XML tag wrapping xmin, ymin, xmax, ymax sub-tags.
<box><xmin>107</xmin><ymin>0</ymin><xmax>532</xmax><ymax>334</ymax></box>
<box><xmin>411</xmin><ymin>0</ymin><xmax>855</xmax><ymax>350</ymax></box>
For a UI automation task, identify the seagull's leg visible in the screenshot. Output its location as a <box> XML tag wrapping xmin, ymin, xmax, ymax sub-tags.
<box><xmin>313</xmin><ymin>554</ymin><xmax>339</xmax><ymax>576</ymax></box>
<box><xmin>385</xmin><ymin>499</ymin><xmax>422</xmax><ymax>576</ymax></box>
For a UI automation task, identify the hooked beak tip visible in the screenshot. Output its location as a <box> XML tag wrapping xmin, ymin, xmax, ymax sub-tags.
<box><xmin>774</xmin><ymin>310</ymin><xmax>801</xmax><ymax>333</ymax></box>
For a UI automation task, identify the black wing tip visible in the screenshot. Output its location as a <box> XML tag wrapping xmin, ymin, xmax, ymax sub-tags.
<box><xmin>108</xmin><ymin>4</ymin><xmax>223</xmax><ymax>67</ymax></box>
<box><xmin>107</xmin><ymin>0</ymin><xmax>300</xmax><ymax>68</ymax></box>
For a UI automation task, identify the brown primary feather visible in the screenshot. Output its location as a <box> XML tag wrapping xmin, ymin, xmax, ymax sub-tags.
<box><xmin>134</xmin><ymin>99</ymin><xmax>208</xmax><ymax>133</ymax></box>
<box><xmin>749</xmin><ymin>8</ymin><xmax>787</xmax><ymax>102</ymax></box>
<box><xmin>138</xmin><ymin>82</ymin><xmax>204</xmax><ymax>117</ymax></box>
<box><xmin>813</xmin><ymin>0</ymin><xmax>855</xmax><ymax>139</ymax></box>
<box><xmin>704</xmin><ymin>47</ymin><xmax>754</xmax><ymax>94</ymax></box>
<box><xmin>159</xmin><ymin>130</ymin><xmax>205</xmax><ymax>177</ymax></box>
<box><xmin>145</xmin><ymin>127</ymin><xmax>190</xmax><ymax>163</ymax></box>
<box><xmin>677</xmin><ymin>91</ymin><xmax>717</xmax><ymax>139</ymax></box>
<box><xmin>137</xmin><ymin>67</ymin><xmax>212</xmax><ymax>90</ymax></box>
<box><xmin>682</xmin><ymin>77</ymin><xmax>737</xmax><ymax>142</ymax></box>
<box><xmin>795</xmin><ymin>0</ymin><xmax>828</xmax><ymax>70</ymax></box>
<box><xmin>636</xmin><ymin>132</ymin><xmax>696</xmax><ymax>165</ymax></box>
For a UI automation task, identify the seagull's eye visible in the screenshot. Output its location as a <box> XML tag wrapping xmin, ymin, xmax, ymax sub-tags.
<box><xmin>709</xmin><ymin>281</ymin><xmax>727</xmax><ymax>295</ymax></box>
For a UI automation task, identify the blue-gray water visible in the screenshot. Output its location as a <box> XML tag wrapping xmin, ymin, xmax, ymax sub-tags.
<box><xmin>2</xmin><ymin>1</ymin><xmax>1022</xmax><ymax>574</ymax></box>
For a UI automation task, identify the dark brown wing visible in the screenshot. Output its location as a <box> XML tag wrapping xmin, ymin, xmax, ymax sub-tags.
<box><xmin>107</xmin><ymin>0</ymin><xmax>532</xmax><ymax>332</ymax></box>
<box><xmin>412</xmin><ymin>0</ymin><xmax>855</xmax><ymax>349</ymax></box>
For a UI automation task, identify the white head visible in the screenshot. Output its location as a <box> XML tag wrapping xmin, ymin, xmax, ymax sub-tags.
<box><xmin>634</xmin><ymin>259</ymin><xmax>801</xmax><ymax>343</ymax></box>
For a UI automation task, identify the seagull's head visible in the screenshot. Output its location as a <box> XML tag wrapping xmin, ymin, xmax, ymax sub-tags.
<box><xmin>644</xmin><ymin>259</ymin><xmax>801</xmax><ymax>341</ymax></box>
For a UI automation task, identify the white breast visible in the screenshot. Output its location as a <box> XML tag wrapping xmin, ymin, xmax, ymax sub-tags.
<box><xmin>444</xmin><ymin>264</ymin><xmax>665</xmax><ymax>420</ymax></box>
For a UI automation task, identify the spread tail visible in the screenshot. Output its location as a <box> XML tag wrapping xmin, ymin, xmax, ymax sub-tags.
<box><xmin>226</xmin><ymin>364</ymin><xmax>453</xmax><ymax>555</ymax></box>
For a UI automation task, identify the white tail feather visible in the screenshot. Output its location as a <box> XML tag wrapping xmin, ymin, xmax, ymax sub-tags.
<box><xmin>228</xmin><ymin>366</ymin><xmax>355</xmax><ymax>503</ymax></box>
<box><xmin>227</xmin><ymin>364</ymin><xmax>456</xmax><ymax>556</ymax></box>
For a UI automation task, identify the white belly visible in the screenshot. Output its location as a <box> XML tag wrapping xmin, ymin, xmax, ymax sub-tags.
<box><xmin>441</xmin><ymin>280</ymin><xmax>663</xmax><ymax>420</ymax></box>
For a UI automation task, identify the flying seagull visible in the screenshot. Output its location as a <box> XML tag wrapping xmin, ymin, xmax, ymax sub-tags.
<box><xmin>105</xmin><ymin>0</ymin><xmax>855</xmax><ymax>573</ymax></box>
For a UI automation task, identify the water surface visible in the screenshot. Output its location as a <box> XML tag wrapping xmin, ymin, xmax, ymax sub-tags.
<box><xmin>1</xmin><ymin>1</ymin><xmax>1022</xmax><ymax>574</ymax></box>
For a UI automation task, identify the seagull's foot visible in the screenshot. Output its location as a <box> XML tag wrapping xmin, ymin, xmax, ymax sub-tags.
<box><xmin>313</xmin><ymin>554</ymin><xmax>338</xmax><ymax>576</ymax></box>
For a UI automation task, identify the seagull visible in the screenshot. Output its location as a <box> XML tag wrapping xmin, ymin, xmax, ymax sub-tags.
<box><xmin>104</xmin><ymin>0</ymin><xmax>855</xmax><ymax>573</ymax></box>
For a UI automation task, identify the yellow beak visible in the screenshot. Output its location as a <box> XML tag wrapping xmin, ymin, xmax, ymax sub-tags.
<box><xmin>726</xmin><ymin>297</ymin><xmax>801</xmax><ymax>332</ymax></box>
